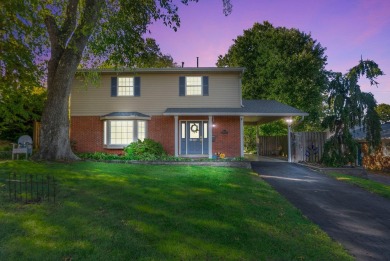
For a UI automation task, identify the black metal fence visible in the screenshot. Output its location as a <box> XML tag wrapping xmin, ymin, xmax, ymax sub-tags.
<box><xmin>7</xmin><ymin>173</ymin><xmax>57</xmax><ymax>203</ymax></box>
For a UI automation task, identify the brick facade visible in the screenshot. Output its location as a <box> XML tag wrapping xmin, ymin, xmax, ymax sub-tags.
<box><xmin>148</xmin><ymin>116</ymin><xmax>175</xmax><ymax>155</ymax></box>
<box><xmin>70</xmin><ymin>115</ymin><xmax>241</xmax><ymax>157</ymax></box>
<box><xmin>212</xmin><ymin>116</ymin><xmax>241</xmax><ymax>157</ymax></box>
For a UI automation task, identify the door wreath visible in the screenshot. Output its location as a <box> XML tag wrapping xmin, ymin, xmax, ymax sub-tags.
<box><xmin>190</xmin><ymin>124</ymin><xmax>199</xmax><ymax>133</ymax></box>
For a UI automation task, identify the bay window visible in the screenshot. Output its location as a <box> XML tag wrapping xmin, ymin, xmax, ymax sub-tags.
<box><xmin>103</xmin><ymin>120</ymin><xmax>147</xmax><ymax>148</ymax></box>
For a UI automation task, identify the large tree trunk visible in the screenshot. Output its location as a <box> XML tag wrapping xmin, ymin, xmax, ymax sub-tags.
<box><xmin>33</xmin><ymin>54</ymin><xmax>80</xmax><ymax>161</ymax></box>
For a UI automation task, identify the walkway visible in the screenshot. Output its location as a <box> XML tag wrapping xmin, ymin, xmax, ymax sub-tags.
<box><xmin>251</xmin><ymin>162</ymin><xmax>390</xmax><ymax>261</ymax></box>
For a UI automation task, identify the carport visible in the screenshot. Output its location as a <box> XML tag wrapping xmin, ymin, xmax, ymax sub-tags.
<box><xmin>241</xmin><ymin>100</ymin><xmax>308</xmax><ymax>162</ymax></box>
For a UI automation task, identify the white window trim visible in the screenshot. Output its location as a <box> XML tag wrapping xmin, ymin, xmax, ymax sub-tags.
<box><xmin>103</xmin><ymin>120</ymin><xmax>147</xmax><ymax>149</ymax></box>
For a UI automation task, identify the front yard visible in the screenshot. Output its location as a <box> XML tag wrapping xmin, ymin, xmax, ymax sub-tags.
<box><xmin>0</xmin><ymin>161</ymin><xmax>352</xmax><ymax>260</ymax></box>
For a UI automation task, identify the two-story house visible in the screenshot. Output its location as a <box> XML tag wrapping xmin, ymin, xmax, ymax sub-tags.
<box><xmin>70</xmin><ymin>67</ymin><xmax>307</xmax><ymax>158</ymax></box>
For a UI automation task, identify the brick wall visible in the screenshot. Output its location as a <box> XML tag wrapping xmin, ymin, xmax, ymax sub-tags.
<box><xmin>71</xmin><ymin>116</ymin><xmax>122</xmax><ymax>154</ymax></box>
<box><xmin>148</xmin><ymin>116</ymin><xmax>175</xmax><ymax>155</ymax></box>
<box><xmin>71</xmin><ymin>115</ymin><xmax>241</xmax><ymax>157</ymax></box>
<box><xmin>212</xmin><ymin>116</ymin><xmax>241</xmax><ymax>157</ymax></box>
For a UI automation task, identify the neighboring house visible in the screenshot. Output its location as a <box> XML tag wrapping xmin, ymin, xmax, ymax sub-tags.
<box><xmin>352</xmin><ymin>123</ymin><xmax>390</xmax><ymax>171</ymax></box>
<box><xmin>70</xmin><ymin>67</ymin><xmax>307</xmax><ymax>158</ymax></box>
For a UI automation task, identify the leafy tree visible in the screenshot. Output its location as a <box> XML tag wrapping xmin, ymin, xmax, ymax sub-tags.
<box><xmin>1</xmin><ymin>2</ymin><xmax>47</xmax><ymax>142</ymax></box>
<box><xmin>217</xmin><ymin>21</ymin><xmax>328</xmax><ymax>130</ymax></box>
<box><xmin>99</xmin><ymin>38</ymin><xmax>177</xmax><ymax>69</ymax></box>
<box><xmin>376</xmin><ymin>103</ymin><xmax>390</xmax><ymax>123</ymax></box>
<box><xmin>0</xmin><ymin>86</ymin><xmax>47</xmax><ymax>141</ymax></box>
<box><xmin>322</xmin><ymin>59</ymin><xmax>383</xmax><ymax>166</ymax></box>
<box><xmin>3</xmin><ymin>0</ymin><xmax>232</xmax><ymax>161</ymax></box>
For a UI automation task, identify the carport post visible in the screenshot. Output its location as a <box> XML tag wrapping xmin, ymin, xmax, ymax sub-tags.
<box><xmin>286</xmin><ymin>118</ymin><xmax>293</xmax><ymax>163</ymax></box>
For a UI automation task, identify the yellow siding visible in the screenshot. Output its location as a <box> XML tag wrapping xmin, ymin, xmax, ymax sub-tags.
<box><xmin>70</xmin><ymin>72</ymin><xmax>241</xmax><ymax>116</ymax></box>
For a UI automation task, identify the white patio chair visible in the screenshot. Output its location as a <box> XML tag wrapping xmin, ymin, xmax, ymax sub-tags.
<box><xmin>12</xmin><ymin>135</ymin><xmax>33</xmax><ymax>160</ymax></box>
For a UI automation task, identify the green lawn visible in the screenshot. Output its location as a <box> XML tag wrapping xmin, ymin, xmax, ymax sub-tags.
<box><xmin>0</xmin><ymin>161</ymin><xmax>352</xmax><ymax>260</ymax></box>
<box><xmin>328</xmin><ymin>172</ymin><xmax>390</xmax><ymax>199</ymax></box>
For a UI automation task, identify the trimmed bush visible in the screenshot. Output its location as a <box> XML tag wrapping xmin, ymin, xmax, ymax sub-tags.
<box><xmin>78</xmin><ymin>152</ymin><xmax>121</xmax><ymax>161</ymax></box>
<box><xmin>124</xmin><ymin>138</ymin><xmax>166</xmax><ymax>160</ymax></box>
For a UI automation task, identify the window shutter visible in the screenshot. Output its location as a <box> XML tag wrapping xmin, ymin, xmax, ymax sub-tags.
<box><xmin>179</xmin><ymin>76</ymin><xmax>185</xmax><ymax>96</ymax></box>
<box><xmin>202</xmin><ymin>76</ymin><xmax>209</xmax><ymax>96</ymax></box>
<box><xmin>111</xmin><ymin>77</ymin><xmax>117</xmax><ymax>97</ymax></box>
<box><xmin>134</xmin><ymin>77</ymin><xmax>141</xmax><ymax>96</ymax></box>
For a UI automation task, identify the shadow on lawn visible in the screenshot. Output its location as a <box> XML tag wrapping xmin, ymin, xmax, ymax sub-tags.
<box><xmin>0</xmin><ymin>161</ymin><xmax>352</xmax><ymax>260</ymax></box>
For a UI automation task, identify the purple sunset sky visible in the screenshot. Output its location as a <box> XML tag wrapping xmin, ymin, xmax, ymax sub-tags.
<box><xmin>148</xmin><ymin>0</ymin><xmax>390</xmax><ymax>104</ymax></box>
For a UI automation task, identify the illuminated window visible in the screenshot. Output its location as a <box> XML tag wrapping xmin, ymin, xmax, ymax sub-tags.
<box><xmin>189</xmin><ymin>123</ymin><xmax>200</xmax><ymax>138</ymax></box>
<box><xmin>181</xmin><ymin>122</ymin><xmax>186</xmax><ymax>138</ymax></box>
<box><xmin>137</xmin><ymin>121</ymin><xmax>146</xmax><ymax>141</ymax></box>
<box><xmin>110</xmin><ymin>121</ymin><xmax>133</xmax><ymax>145</ymax></box>
<box><xmin>103</xmin><ymin>120</ymin><xmax>147</xmax><ymax>147</ymax></box>
<box><xmin>118</xmin><ymin>77</ymin><xmax>134</xmax><ymax>96</ymax></box>
<box><xmin>186</xmin><ymin>76</ymin><xmax>202</xmax><ymax>95</ymax></box>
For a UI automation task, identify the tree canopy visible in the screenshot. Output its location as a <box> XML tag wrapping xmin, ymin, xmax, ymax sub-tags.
<box><xmin>321</xmin><ymin>59</ymin><xmax>383</xmax><ymax>166</ymax></box>
<box><xmin>1</xmin><ymin>2</ymin><xmax>48</xmax><ymax>142</ymax></box>
<box><xmin>98</xmin><ymin>38</ymin><xmax>177</xmax><ymax>69</ymax></box>
<box><xmin>217</xmin><ymin>21</ymin><xmax>328</xmax><ymax>130</ymax></box>
<box><xmin>376</xmin><ymin>103</ymin><xmax>390</xmax><ymax>123</ymax></box>
<box><xmin>2</xmin><ymin>0</ymin><xmax>232</xmax><ymax>160</ymax></box>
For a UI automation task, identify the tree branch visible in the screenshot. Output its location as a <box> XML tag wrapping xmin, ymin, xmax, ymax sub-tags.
<box><xmin>69</xmin><ymin>0</ymin><xmax>102</xmax><ymax>57</ymax></box>
<box><xmin>44</xmin><ymin>15</ymin><xmax>60</xmax><ymax>49</ymax></box>
<box><xmin>60</xmin><ymin>0</ymin><xmax>79</xmax><ymax>45</ymax></box>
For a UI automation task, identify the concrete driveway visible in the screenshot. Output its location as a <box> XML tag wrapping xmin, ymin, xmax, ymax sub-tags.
<box><xmin>251</xmin><ymin>162</ymin><xmax>390</xmax><ymax>261</ymax></box>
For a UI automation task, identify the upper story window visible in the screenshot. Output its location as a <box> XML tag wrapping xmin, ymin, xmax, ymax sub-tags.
<box><xmin>186</xmin><ymin>76</ymin><xmax>202</xmax><ymax>95</ymax></box>
<box><xmin>118</xmin><ymin>77</ymin><xmax>134</xmax><ymax>96</ymax></box>
<box><xmin>179</xmin><ymin>76</ymin><xmax>209</xmax><ymax>97</ymax></box>
<box><xmin>111</xmin><ymin>76</ymin><xmax>141</xmax><ymax>97</ymax></box>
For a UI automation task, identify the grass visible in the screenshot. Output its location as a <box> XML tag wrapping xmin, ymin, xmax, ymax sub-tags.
<box><xmin>328</xmin><ymin>172</ymin><xmax>390</xmax><ymax>199</ymax></box>
<box><xmin>0</xmin><ymin>161</ymin><xmax>352</xmax><ymax>260</ymax></box>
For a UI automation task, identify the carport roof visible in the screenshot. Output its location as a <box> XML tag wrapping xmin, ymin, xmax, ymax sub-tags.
<box><xmin>163</xmin><ymin>99</ymin><xmax>308</xmax><ymax>117</ymax></box>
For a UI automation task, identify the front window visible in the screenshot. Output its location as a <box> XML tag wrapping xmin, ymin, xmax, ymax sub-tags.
<box><xmin>110</xmin><ymin>120</ymin><xmax>134</xmax><ymax>145</ymax></box>
<box><xmin>104</xmin><ymin>120</ymin><xmax>147</xmax><ymax>148</ymax></box>
<box><xmin>118</xmin><ymin>77</ymin><xmax>134</xmax><ymax>96</ymax></box>
<box><xmin>186</xmin><ymin>76</ymin><xmax>202</xmax><ymax>95</ymax></box>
